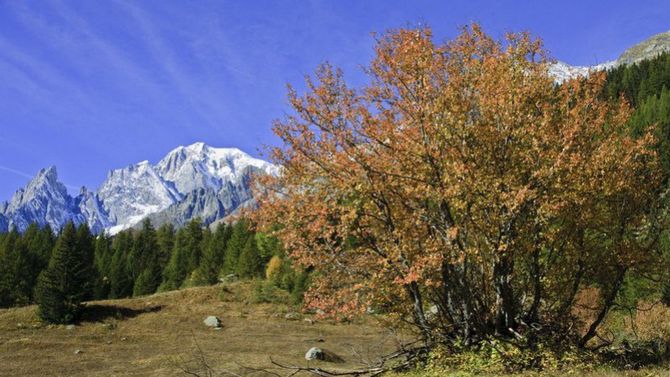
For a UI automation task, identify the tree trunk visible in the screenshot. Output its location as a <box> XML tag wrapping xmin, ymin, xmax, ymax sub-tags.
<box><xmin>578</xmin><ymin>266</ymin><xmax>627</xmax><ymax>348</ymax></box>
<box><xmin>494</xmin><ymin>252</ymin><xmax>516</xmax><ymax>336</ymax></box>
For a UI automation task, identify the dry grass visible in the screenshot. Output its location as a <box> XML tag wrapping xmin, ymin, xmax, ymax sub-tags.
<box><xmin>0</xmin><ymin>281</ymin><xmax>410</xmax><ymax>376</ymax></box>
<box><xmin>391</xmin><ymin>369</ymin><xmax>670</xmax><ymax>377</ymax></box>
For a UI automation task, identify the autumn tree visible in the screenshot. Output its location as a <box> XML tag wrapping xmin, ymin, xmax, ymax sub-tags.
<box><xmin>256</xmin><ymin>25</ymin><xmax>666</xmax><ymax>351</ymax></box>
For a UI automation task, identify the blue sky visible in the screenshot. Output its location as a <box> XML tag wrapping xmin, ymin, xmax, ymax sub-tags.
<box><xmin>0</xmin><ymin>0</ymin><xmax>669</xmax><ymax>200</ymax></box>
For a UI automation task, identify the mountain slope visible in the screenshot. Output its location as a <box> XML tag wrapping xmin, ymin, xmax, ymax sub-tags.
<box><xmin>550</xmin><ymin>29</ymin><xmax>670</xmax><ymax>81</ymax></box>
<box><xmin>98</xmin><ymin>161</ymin><xmax>182</xmax><ymax>233</ymax></box>
<box><xmin>155</xmin><ymin>142</ymin><xmax>279</xmax><ymax>195</ymax></box>
<box><xmin>618</xmin><ymin>30</ymin><xmax>670</xmax><ymax>66</ymax></box>
<box><xmin>74</xmin><ymin>187</ymin><xmax>111</xmax><ymax>234</ymax></box>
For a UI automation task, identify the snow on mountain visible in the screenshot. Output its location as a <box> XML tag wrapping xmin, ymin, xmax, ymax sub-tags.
<box><xmin>74</xmin><ymin>187</ymin><xmax>111</xmax><ymax>234</ymax></box>
<box><xmin>0</xmin><ymin>144</ymin><xmax>278</xmax><ymax>235</ymax></box>
<box><xmin>548</xmin><ymin>60</ymin><xmax>615</xmax><ymax>83</ymax></box>
<box><xmin>155</xmin><ymin>142</ymin><xmax>279</xmax><ymax>195</ymax></box>
<box><xmin>97</xmin><ymin>160</ymin><xmax>182</xmax><ymax>232</ymax></box>
<box><xmin>2</xmin><ymin>166</ymin><xmax>84</xmax><ymax>232</ymax></box>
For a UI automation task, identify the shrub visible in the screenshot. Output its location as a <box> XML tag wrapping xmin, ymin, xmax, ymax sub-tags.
<box><xmin>265</xmin><ymin>256</ymin><xmax>283</xmax><ymax>281</ymax></box>
<box><xmin>250</xmin><ymin>280</ymin><xmax>290</xmax><ymax>305</ymax></box>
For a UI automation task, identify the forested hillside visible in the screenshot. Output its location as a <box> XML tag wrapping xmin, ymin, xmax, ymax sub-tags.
<box><xmin>604</xmin><ymin>52</ymin><xmax>670</xmax><ymax>175</ymax></box>
<box><xmin>0</xmin><ymin>218</ymin><xmax>308</xmax><ymax>323</ymax></box>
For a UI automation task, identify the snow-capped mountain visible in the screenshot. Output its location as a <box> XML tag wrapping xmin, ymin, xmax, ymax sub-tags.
<box><xmin>73</xmin><ymin>187</ymin><xmax>112</xmax><ymax>234</ymax></box>
<box><xmin>98</xmin><ymin>160</ymin><xmax>182</xmax><ymax>233</ymax></box>
<box><xmin>155</xmin><ymin>142</ymin><xmax>279</xmax><ymax>195</ymax></box>
<box><xmin>549</xmin><ymin>60</ymin><xmax>616</xmax><ymax>83</ymax></box>
<box><xmin>0</xmin><ymin>166</ymin><xmax>85</xmax><ymax>232</ymax></box>
<box><xmin>0</xmin><ymin>143</ymin><xmax>278</xmax><ymax>234</ymax></box>
<box><xmin>549</xmin><ymin>30</ymin><xmax>670</xmax><ymax>82</ymax></box>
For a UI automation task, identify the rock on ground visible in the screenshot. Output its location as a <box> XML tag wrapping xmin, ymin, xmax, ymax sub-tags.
<box><xmin>203</xmin><ymin>316</ymin><xmax>222</xmax><ymax>328</ymax></box>
<box><xmin>305</xmin><ymin>347</ymin><xmax>344</xmax><ymax>363</ymax></box>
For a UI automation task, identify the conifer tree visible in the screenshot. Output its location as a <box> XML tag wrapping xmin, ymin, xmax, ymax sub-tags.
<box><xmin>132</xmin><ymin>219</ymin><xmax>162</xmax><ymax>296</ymax></box>
<box><xmin>34</xmin><ymin>222</ymin><xmax>91</xmax><ymax>323</ymax></box>
<box><xmin>185</xmin><ymin>218</ymin><xmax>204</xmax><ymax>273</ymax></box>
<box><xmin>160</xmin><ymin>228</ymin><xmax>190</xmax><ymax>290</ymax></box>
<box><xmin>0</xmin><ymin>230</ymin><xmax>32</xmax><ymax>307</ymax></box>
<box><xmin>237</xmin><ymin>236</ymin><xmax>262</xmax><ymax>279</ymax></box>
<box><xmin>75</xmin><ymin>223</ymin><xmax>96</xmax><ymax>300</ymax></box>
<box><xmin>222</xmin><ymin>220</ymin><xmax>251</xmax><ymax>276</ymax></box>
<box><xmin>21</xmin><ymin>223</ymin><xmax>54</xmax><ymax>294</ymax></box>
<box><xmin>93</xmin><ymin>233</ymin><xmax>112</xmax><ymax>299</ymax></box>
<box><xmin>109</xmin><ymin>230</ymin><xmax>133</xmax><ymax>298</ymax></box>
<box><xmin>195</xmin><ymin>223</ymin><xmax>231</xmax><ymax>285</ymax></box>
<box><xmin>156</xmin><ymin>223</ymin><xmax>175</xmax><ymax>272</ymax></box>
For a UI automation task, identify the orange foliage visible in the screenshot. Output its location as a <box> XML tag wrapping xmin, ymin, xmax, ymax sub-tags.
<box><xmin>254</xmin><ymin>24</ymin><xmax>665</xmax><ymax>345</ymax></box>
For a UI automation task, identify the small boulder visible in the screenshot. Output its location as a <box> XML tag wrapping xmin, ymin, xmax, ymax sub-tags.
<box><xmin>74</xmin><ymin>349</ymin><xmax>82</xmax><ymax>355</ymax></box>
<box><xmin>285</xmin><ymin>312</ymin><xmax>301</xmax><ymax>321</ymax></box>
<box><xmin>305</xmin><ymin>347</ymin><xmax>324</xmax><ymax>361</ymax></box>
<box><xmin>204</xmin><ymin>316</ymin><xmax>222</xmax><ymax>328</ymax></box>
<box><xmin>305</xmin><ymin>347</ymin><xmax>343</xmax><ymax>363</ymax></box>
<box><xmin>65</xmin><ymin>324</ymin><xmax>76</xmax><ymax>330</ymax></box>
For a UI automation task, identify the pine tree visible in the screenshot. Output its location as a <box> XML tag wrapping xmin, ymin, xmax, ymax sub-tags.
<box><xmin>0</xmin><ymin>230</ymin><xmax>32</xmax><ymax>307</ymax></box>
<box><xmin>256</xmin><ymin>232</ymin><xmax>283</xmax><ymax>264</ymax></box>
<box><xmin>109</xmin><ymin>230</ymin><xmax>133</xmax><ymax>299</ymax></box>
<box><xmin>75</xmin><ymin>223</ymin><xmax>96</xmax><ymax>300</ymax></box>
<box><xmin>237</xmin><ymin>236</ymin><xmax>262</xmax><ymax>279</ymax></box>
<box><xmin>222</xmin><ymin>220</ymin><xmax>251</xmax><ymax>276</ymax></box>
<box><xmin>195</xmin><ymin>223</ymin><xmax>231</xmax><ymax>285</ymax></box>
<box><xmin>93</xmin><ymin>233</ymin><xmax>113</xmax><ymax>299</ymax></box>
<box><xmin>185</xmin><ymin>218</ymin><xmax>204</xmax><ymax>273</ymax></box>
<box><xmin>34</xmin><ymin>222</ymin><xmax>91</xmax><ymax>323</ymax></box>
<box><xmin>21</xmin><ymin>223</ymin><xmax>54</xmax><ymax>297</ymax></box>
<box><xmin>156</xmin><ymin>223</ymin><xmax>175</xmax><ymax>272</ymax></box>
<box><xmin>131</xmin><ymin>220</ymin><xmax>162</xmax><ymax>296</ymax></box>
<box><xmin>160</xmin><ymin>228</ymin><xmax>190</xmax><ymax>290</ymax></box>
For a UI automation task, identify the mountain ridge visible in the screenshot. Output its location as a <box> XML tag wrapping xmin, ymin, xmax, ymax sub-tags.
<box><xmin>0</xmin><ymin>143</ymin><xmax>277</xmax><ymax>234</ymax></box>
<box><xmin>550</xmin><ymin>29</ymin><xmax>670</xmax><ymax>81</ymax></box>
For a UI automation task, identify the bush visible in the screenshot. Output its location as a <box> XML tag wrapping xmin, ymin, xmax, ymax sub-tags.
<box><xmin>425</xmin><ymin>341</ymin><xmax>593</xmax><ymax>374</ymax></box>
<box><xmin>265</xmin><ymin>256</ymin><xmax>283</xmax><ymax>281</ymax></box>
<box><xmin>250</xmin><ymin>280</ymin><xmax>290</xmax><ymax>305</ymax></box>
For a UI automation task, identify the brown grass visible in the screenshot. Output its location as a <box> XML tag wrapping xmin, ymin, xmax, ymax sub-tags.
<box><xmin>0</xmin><ymin>282</ymin><xmax>411</xmax><ymax>376</ymax></box>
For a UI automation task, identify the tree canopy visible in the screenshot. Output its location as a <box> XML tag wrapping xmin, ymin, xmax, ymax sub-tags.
<box><xmin>256</xmin><ymin>25</ymin><xmax>666</xmax><ymax>349</ymax></box>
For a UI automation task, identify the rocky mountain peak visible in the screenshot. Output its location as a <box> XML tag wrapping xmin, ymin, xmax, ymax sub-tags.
<box><xmin>618</xmin><ymin>30</ymin><xmax>670</xmax><ymax>66</ymax></box>
<box><xmin>2</xmin><ymin>165</ymin><xmax>83</xmax><ymax>232</ymax></box>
